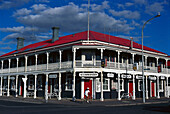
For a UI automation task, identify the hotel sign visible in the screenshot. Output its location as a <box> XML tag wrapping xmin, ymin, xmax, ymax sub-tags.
<box><xmin>79</xmin><ymin>73</ymin><xmax>98</xmax><ymax>77</ymax></box>
<box><xmin>107</xmin><ymin>73</ymin><xmax>114</xmax><ymax>77</ymax></box>
<box><xmin>49</xmin><ymin>74</ymin><xmax>57</xmax><ymax>78</ymax></box>
<box><xmin>149</xmin><ymin>77</ymin><xmax>156</xmax><ymax>80</ymax></box>
<box><xmin>136</xmin><ymin>75</ymin><xmax>143</xmax><ymax>79</ymax></box>
<box><xmin>160</xmin><ymin>76</ymin><xmax>165</xmax><ymax>80</ymax></box>
<box><xmin>121</xmin><ymin>74</ymin><xmax>132</xmax><ymax>79</ymax></box>
<box><xmin>10</xmin><ymin>77</ymin><xmax>15</xmax><ymax>80</ymax></box>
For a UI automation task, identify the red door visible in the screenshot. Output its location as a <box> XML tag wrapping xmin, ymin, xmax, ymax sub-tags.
<box><xmin>48</xmin><ymin>80</ymin><xmax>51</xmax><ymax>93</ymax></box>
<box><xmin>129</xmin><ymin>82</ymin><xmax>133</xmax><ymax>96</ymax></box>
<box><xmin>151</xmin><ymin>82</ymin><xmax>155</xmax><ymax>97</ymax></box>
<box><xmin>84</xmin><ymin>80</ymin><xmax>92</xmax><ymax>98</ymax></box>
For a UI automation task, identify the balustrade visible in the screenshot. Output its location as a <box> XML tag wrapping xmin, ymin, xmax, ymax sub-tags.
<box><xmin>0</xmin><ymin>60</ymin><xmax>169</xmax><ymax>74</ymax></box>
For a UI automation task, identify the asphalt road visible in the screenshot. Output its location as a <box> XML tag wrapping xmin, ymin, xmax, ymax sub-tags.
<box><xmin>0</xmin><ymin>100</ymin><xmax>169</xmax><ymax>114</ymax></box>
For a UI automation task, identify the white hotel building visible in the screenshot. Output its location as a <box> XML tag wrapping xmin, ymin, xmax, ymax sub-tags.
<box><xmin>0</xmin><ymin>27</ymin><xmax>170</xmax><ymax>101</ymax></box>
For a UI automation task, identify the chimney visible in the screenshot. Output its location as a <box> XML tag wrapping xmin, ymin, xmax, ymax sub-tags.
<box><xmin>17</xmin><ymin>37</ymin><xmax>25</xmax><ymax>50</ymax></box>
<box><xmin>52</xmin><ymin>27</ymin><xmax>60</xmax><ymax>43</ymax></box>
<box><xmin>130</xmin><ymin>37</ymin><xmax>133</xmax><ymax>49</ymax></box>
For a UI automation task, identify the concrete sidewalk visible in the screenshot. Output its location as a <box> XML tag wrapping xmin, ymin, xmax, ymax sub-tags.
<box><xmin>0</xmin><ymin>96</ymin><xmax>169</xmax><ymax>106</ymax></box>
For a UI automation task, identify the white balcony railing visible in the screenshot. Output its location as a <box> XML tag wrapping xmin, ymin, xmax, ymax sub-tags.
<box><xmin>0</xmin><ymin>61</ymin><xmax>72</xmax><ymax>74</ymax></box>
<box><xmin>0</xmin><ymin>60</ymin><xmax>169</xmax><ymax>74</ymax></box>
<box><xmin>75</xmin><ymin>60</ymin><xmax>170</xmax><ymax>74</ymax></box>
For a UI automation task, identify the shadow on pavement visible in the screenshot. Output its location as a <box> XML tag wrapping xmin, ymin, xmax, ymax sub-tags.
<box><xmin>143</xmin><ymin>103</ymin><xmax>170</xmax><ymax>113</ymax></box>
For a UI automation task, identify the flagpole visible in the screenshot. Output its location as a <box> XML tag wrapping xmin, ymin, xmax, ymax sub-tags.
<box><xmin>87</xmin><ymin>0</ymin><xmax>90</xmax><ymax>42</ymax></box>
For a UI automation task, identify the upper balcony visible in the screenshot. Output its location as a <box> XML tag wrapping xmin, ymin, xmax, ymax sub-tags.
<box><xmin>0</xmin><ymin>61</ymin><xmax>72</xmax><ymax>74</ymax></box>
<box><xmin>0</xmin><ymin>48</ymin><xmax>169</xmax><ymax>75</ymax></box>
<box><xmin>75</xmin><ymin>60</ymin><xmax>170</xmax><ymax>74</ymax></box>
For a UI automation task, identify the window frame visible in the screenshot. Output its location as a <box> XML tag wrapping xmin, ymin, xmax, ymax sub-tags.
<box><xmin>28</xmin><ymin>76</ymin><xmax>34</xmax><ymax>90</ymax></box>
<box><xmin>95</xmin><ymin>78</ymin><xmax>110</xmax><ymax>92</ymax></box>
<box><xmin>138</xmin><ymin>80</ymin><xmax>143</xmax><ymax>91</ymax></box>
<box><xmin>10</xmin><ymin>79</ymin><xmax>16</xmax><ymax>91</ymax></box>
<box><xmin>103</xmin><ymin>78</ymin><xmax>110</xmax><ymax>91</ymax></box>
<box><xmin>65</xmin><ymin>76</ymin><xmax>73</xmax><ymax>91</ymax></box>
<box><xmin>119</xmin><ymin>79</ymin><xmax>124</xmax><ymax>91</ymax></box>
<box><xmin>96</xmin><ymin>78</ymin><xmax>101</xmax><ymax>92</ymax></box>
<box><xmin>111</xmin><ymin>80</ymin><xmax>118</xmax><ymax>90</ymax></box>
<box><xmin>159</xmin><ymin>80</ymin><xmax>163</xmax><ymax>92</ymax></box>
<box><xmin>37</xmin><ymin>76</ymin><xmax>43</xmax><ymax>90</ymax></box>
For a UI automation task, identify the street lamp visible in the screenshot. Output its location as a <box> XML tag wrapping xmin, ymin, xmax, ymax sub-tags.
<box><xmin>142</xmin><ymin>12</ymin><xmax>160</xmax><ymax>103</ymax></box>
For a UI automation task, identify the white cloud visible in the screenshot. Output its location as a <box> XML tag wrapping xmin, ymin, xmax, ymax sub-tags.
<box><xmin>0</xmin><ymin>0</ymin><xmax>31</xmax><ymax>9</ymax></box>
<box><xmin>133</xmin><ymin>0</ymin><xmax>147</xmax><ymax>5</ymax></box>
<box><xmin>91</xmin><ymin>1</ymin><xmax>110</xmax><ymax>11</ymax></box>
<box><xmin>31</xmin><ymin>4</ymin><xmax>47</xmax><ymax>11</ymax></box>
<box><xmin>35</xmin><ymin>0</ymin><xmax>49</xmax><ymax>3</ymax></box>
<box><xmin>0</xmin><ymin>26</ymin><xmax>24</xmax><ymax>33</ymax></box>
<box><xmin>125</xmin><ymin>2</ymin><xmax>134</xmax><ymax>7</ymax></box>
<box><xmin>13</xmin><ymin>8</ymin><xmax>32</xmax><ymax>16</ymax></box>
<box><xmin>117</xmin><ymin>2</ymin><xmax>134</xmax><ymax>9</ymax></box>
<box><xmin>109</xmin><ymin>9</ymin><xmax>140</xmax><ymax>19</ymax></box>
<box><xmin>81</xmin><ymin>1</ymin><xmax>110</xmax><ymax>11</ymax></box>
<box><xmin>14</xmin><ymin>2</ymin><xmax>133</xmax><ymax>33</ymax></box>
<box><xmin>131</xmin><ymin>20</ymin><xmax>140</xmax><ymax>27</ymax></box>
<box><xmin>1</xmin><ymin>1</ymin><xmax>135</xmax><ymax>44</ymax></box>
<box><xmin>2</xmin><ymin>33</ymin><xmax>20</xmax><ymax>41</ymax></box>
<box><xmin>145</xmin><ymin>2</ymin><xmax>166</xmax><ymax>15</ymax></box>
<box><xmin>117</xmin><ymin>4</ymin><xmax>124</xmax><ymax>9</ymax></box>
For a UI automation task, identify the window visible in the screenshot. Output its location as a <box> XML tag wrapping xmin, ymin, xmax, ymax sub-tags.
<box><xmin>3</xmin><ymin>79</ymin><xmax>7</xmax><ymax>90</ymax></box>
<box><xmin>54</xmin><ymin>78</ymin><xmax>59</xmax><ymax>91</ymax></box>
<box><xmin>168</xmin><ymin>78</ymin><xmax>170</xmax><ymax>86</ymax></box>
<box><xmin>111</xmin><ymin>80</ymin><xmax>118</xmax><ymax>90</ymax></box>
<box><xmin>120</xmin><ymin>79</ymin><xmax>124</xmax><ymax>91</ymax></box>
<box><xmin>10</xmin><ymin>78</ymin><xmax>16</xmax><ymax>90</ymax></box>
<box><xmin>159</xmin><ymin>80</ymin><xmax>163</xmax><ymax>92</ymax></box>
<box><xmin>28</xmin><ymin>76</ymin><xmax>34</xmax><ymax>90</ymax></box>
<box><xmin>103</xmin><ymin>78</ymin><xmax>110</xmax><ymax>91</ymax></box>
<box><xmin>96</xmin><ymin>78</ymin><xmax>101</xmax><ymax>92</ymax></box>
<box><xmin>65</xmin><ymin>77</ymin><xmax>72</xmax><ymax>91</ymax></box>
<box><xmin>37</xmin><ymin>76</ymin><xmax>42</xmax><ymax>90</ymax></box>
<box><xmin>95</xmin><ymin>78</ymin><xmax>110</xmax><ymax>92</ymax></box>
<box><xmin>138</xmin><ymin>80</ymin><xmax>143</xmax><ymax>91</ymax></box>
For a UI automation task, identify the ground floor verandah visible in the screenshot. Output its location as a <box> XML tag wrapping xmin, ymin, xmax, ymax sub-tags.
<box><xmin>0</xmin><ymin>69</ymin><xmax>169</xmax><ymax>101</ymax></box>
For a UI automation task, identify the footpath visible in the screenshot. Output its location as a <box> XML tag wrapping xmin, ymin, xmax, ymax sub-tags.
<box><xmin>0</xmin><ymin>96</ymin><xmax>169</xmax><ymax>107</ymax></box>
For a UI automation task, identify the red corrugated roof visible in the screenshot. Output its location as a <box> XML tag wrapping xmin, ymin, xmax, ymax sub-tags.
<box><xmin>0</xmin><ymin>30</ymin><xmax>167</xmax><ymax>57</ymax></box>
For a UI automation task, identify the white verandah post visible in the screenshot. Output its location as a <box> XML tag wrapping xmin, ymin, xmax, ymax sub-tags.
<box><xmin>15</xmin><ymin>75</ymin><xmax>18</xmax><ymax>97</ymax></box>
<box><xmin>58</xmin><ymin>72</ymin><xmax>61</xmax><ymax>100</ymax></box>
<box><xmin>7</xmin><ymin>76</ymin><xmax>10</xmax><ymax>97</ymax></box>
<box><xmin>34</xmin><ymin>74</ymin><xmax>37</xmax><ymax>99</ymax></box>
<box><xmin>118</xmin><ymin>73</ymin><xmax>121</xmax><ymax>100</ymax></box>
<box><xmin>132</xmin><ymin>74</ymin><xmax>135</xmax><ymax>100</ymax></box>
<box><xmin>0</xmin><ymin>77</ymin><xmax>2</xmax><ymax>96</ymax></box>
<box><xmin>45</xmin><ymin>74</ymin><xmax>49</xmax><ymax>101</ymax></box>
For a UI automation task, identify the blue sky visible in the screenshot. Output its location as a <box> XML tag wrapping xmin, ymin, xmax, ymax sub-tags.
<box><xmin>0</xmin><ymin>0</ymin><xmax>169</xmax><ymax>56</ymax></box>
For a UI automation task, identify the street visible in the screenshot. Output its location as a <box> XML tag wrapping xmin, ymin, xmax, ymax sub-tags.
<box><xmin>0</xmin><ymin>100</ymin><xmax>169</xmax><ymax>114</ymax></box>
